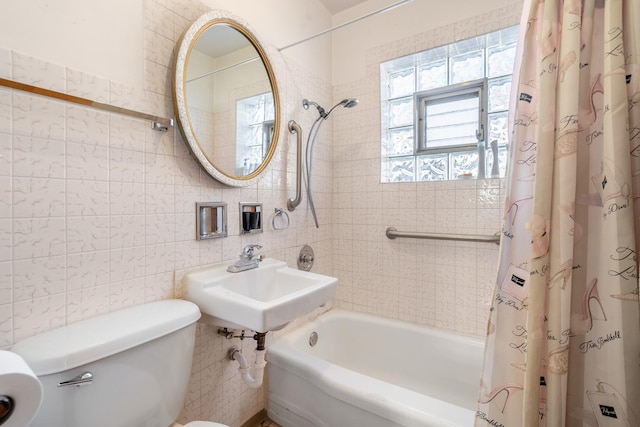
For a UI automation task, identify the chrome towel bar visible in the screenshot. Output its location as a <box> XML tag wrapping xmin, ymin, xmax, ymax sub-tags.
<box><xmin>385</xmin><ymin>227</ymin><xmax>500</xmax><ymax>245</ymax></box>
<box><xmin>0</xmin><ymin>77</ymin><xmax>173</xmax><ymax>131</ymax></box>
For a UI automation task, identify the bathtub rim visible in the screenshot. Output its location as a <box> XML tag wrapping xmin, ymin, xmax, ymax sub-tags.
<box><xmin>267</xmin><ymin>309</ymin><xmax>484</xmax><ymax>427</ymax></box>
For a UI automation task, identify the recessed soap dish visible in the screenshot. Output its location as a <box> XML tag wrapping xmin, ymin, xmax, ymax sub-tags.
<box><xmin>196</xmin><ymin>202</ymin><xmax>227</xmax><ymax>240</ymax></box>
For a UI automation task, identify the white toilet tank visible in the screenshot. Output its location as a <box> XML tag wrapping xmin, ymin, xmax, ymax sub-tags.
<box><xmin>11</xmin><ymin>300</ymin><xmax>201</xmax><ymax>427</ymax></box>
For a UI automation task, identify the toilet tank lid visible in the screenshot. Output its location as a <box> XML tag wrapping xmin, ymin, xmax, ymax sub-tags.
<box><xmin>11</xmin><ymin>300</ymin><xmax>201</xmax><ymax>376</ymax></box>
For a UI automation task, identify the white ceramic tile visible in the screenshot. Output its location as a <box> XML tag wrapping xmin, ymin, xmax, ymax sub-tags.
<box><xmin>66</xmin><ymin>216</ymin><xmax>109</xmax><ymax>253</ymax></box>
<box><xmin>198</xmin><ymin>239</ymin><xmax>223</xmax><ymax>266</ymax></box>
<box><xmin>144</xmin><ymin>61</ymin><xmax>168</xmax><ymax>95</ymax></box>
<box><xmin>144</xmin><ymin>29</ymin><xmax>174</xmax><ymax>67</ymax></box>
<box><xmin>66</xmin><ymin>250</ymin><xmax>110</xmax><ymax>291</ymax></box>
<box><xmin>174</xmin><ymin>156</ymin><xmax>201</xmax><ymax>186</ymax></box>
<box><xmin>12</xmin><ymin>93</ymin><xmax>65</xmax><ymax>140</ymax></box>
<box><xmin>175</xmin><ymin>212</ymin><xmax>195</xmax><ymax>242</ymax></box>
<box><xmin>174</xmin><ymin>185</ymin><xmax>199</xmax><ymax>214</ymax></box>
<box><xmin>0</xmin><ymin>219</ymin><xmax>10</xmax><ymax>263</ymax></box>
<box><xmin>144</xmin><ymin>123</ymin><xmax>174</xmax><ymax>155</ymax></box>
<box><xmin>434</xmin><ymin>23</ymin><xmax>456</xmax><ymax>49</ymax></box>
<box><xmin>109</xmin><ymin>115</ymin><xmax>146</xmax><ymax>151</ymax></box>
<box><xmin>66</xmin><ymin>142</ymin><xmax>109</xmax><ymax>180</ymax></box>
<box><xmin>143</xmin><ymin>271</ymin><xmax>174</xmax><ymax>302</ymax></box>
<box><xmin>12</xmin><ymin>256</ymin><xmax>66</xmax><ymax>302</ymax></box>
<box><xmin>0</xmin><ymin>176</ymin><xmax>9</xmax><ymax>219</ymax></box>
<box><xmin>109</xmin><ymin>215</ymin><xmax>146</xmax><ymax>249</ymax></box>
<box><xmin>109</xmin><ymin>278</ymin><xmax>145</xmax><ymax>311</ymax></box>
<box><xmin>0</xmin><ymin>48</ymin><xmax>10</xmax><ymax>79</ymax></box>
<box><xmin>454</xmin><ymin>16</ymin><xmax>478</xmax><ymax>41</ymax></box>
<box><xmin>146</xmin><ymin>92</ymin><xmax>173</xmax><ymax>122</ymax></box>
<box><xmin>12</xmin><ymin>178</ymin><xmax>65</xmax><ymax>218</ymax></box>
<box><xmin>12</xmin><ymin>51</ymin><xmax>65</xmax><ymax>92</ymax></box>
<box><xmin>0</xmin><ymin>303</ymin><xmax>12</xmax><ymax>348</ymax></box>
<box><xmin>109</xmin><ymin>148</ymin><xmax>144</xmax><ymax>182</ymax></box>
<box><xmin>0</xmin><ymin>261</ymin><xmax>10</xmax><ymax>305</ymax></box>
<box><xmin>0</xmin><ymin>89</ymin><xmax>10</xmax><ymax>134</ymax></box>
<box><xmin>145</xmin><ymin>183</ymin><xmax>175</xmax><ymax>214</ymax></box>
<box><xmin>110</xmin><ymin>182</ymin><xmax>145</xmax><ymax>215</ymax></box>
<box><xmin>13</xmin><ymin>218</ymin><xmax>65</xmax><ymax>260</ymax></box>
<box><xmin>66</xmin><ymin>67</ymin><xmax>110</xmax><ymax>103</ymax></box>
<box><xmin>109</xmin><ymin>82</ymin><xmax>147</xmax><ymax>113</ymax></box>
<box><xmin>66</xmin><ymin>285</ymin><xmax>110</xmax><ymax>324</ymax></box>
<box><xmin>66</xmin><ymin>180</ymin><xmax>109</xmax><ymax>216</ymax></box>
<box><xmin>145</xmin><ymin>153</ymin><xmax>175</xmax><ymax>185</ymax></box>
<box><xmin>66</xmin><ymin>105</ymin><xmax>109</xmax><ymax>146</ymax></box>
<box><xmin>175</xmin><ymin>240</ymin><xmax>200</xmax><ymax>270</ymax></box>
<box><xmin>145</xmin><ymin>243</ymin><xmax>174</xmax><ymax>275</ymax></box>
<box><xmin>12</xmin><ymin>135</ymin><xmax>65</xmax><ymax>178</ymax></box>
<box><xmin>109</xmin><ymin>247</ymin><xmax>146</xmax><ymax>283</ymax></box>
<box><xmin>145</xmin><ymin>213</ymin><xmax>175</xmax><ymax>245</ymax></box>
<box><xmin>174</xmin><ymin>132</ymin><xmax>192</xmax><ymax>159</ymax></box>
<box><xmin>13</xmin><ymin>294</ymin><xmax>66</xmax><ymax>342</ymax></box>
<box><xmin>145</xmin><ymin>4</ymin><xmax>175</xmax><ymax>38</ymax></box>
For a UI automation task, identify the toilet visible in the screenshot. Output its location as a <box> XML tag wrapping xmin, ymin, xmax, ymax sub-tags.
<box><xmin>11</xmin><ymin>300</ymin><xmax>228</xmax><ymax>427</ymax></box>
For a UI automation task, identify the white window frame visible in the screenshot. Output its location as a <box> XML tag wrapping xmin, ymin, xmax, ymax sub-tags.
<box><xmin>415</xmin><ymin>78</ymin><xmax>487</xmax><ymax>156</ymax></box>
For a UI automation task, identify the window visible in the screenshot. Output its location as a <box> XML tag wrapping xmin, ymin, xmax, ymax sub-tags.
<box><xmin>236</xmin><ymin>92</ymin><xmax>274</xmax><ymax>175</ymax></box>
<box><xmin>380</xmin><ymin>26</ymin><xmax>518</xmax><ymax>182</ymax></box>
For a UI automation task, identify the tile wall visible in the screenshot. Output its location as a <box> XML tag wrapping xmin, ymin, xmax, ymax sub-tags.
<box><xmin>330</xmin><ymin>3</ymin><xmax>523</xmax><ymax>336</ymax></box>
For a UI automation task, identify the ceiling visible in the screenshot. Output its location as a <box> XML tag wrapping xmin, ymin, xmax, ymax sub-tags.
<box><xmin>319</xmin><ymin>0</ymin><xmax>367</xmax><ymax>14</ymax></box>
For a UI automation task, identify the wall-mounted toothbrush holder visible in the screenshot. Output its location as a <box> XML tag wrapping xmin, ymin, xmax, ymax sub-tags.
<box><xmin>196</xmin><ymin>202</ymin><xmax>227</xmax><ymax>240</ymax></box>
<box><xmin>240</xmin><ymin>202</ymin><xmax>263</xmax><ymax>234</ymax></box>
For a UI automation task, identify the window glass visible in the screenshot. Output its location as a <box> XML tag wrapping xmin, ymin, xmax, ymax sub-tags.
<box><xmin>380</xmin><ymin>25</ymin><xmax>518</xmax><ymax>182</ymax></box>
<box><xmin>422</xmin><ymin>92</ymin><xmax>480</xmax><ymax>150</ymax></box>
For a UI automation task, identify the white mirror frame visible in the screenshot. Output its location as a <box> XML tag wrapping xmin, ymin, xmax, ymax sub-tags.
<box><xmin>173</xmin><ymin>10</ymin><xmax>281</xmax><ymax>187</ymax></box>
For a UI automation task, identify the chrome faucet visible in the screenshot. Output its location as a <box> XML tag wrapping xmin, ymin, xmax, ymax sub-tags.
<box><xmin>227</xmin><ymin>244</ymin><xmax>264</xmax><ymax>272</ymax></box>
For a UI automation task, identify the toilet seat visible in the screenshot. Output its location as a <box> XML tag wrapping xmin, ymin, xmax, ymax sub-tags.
<box><xmin>184</xmin><ymin>422</ymin><xmax>229</xmax><ymax>427</ymax></box>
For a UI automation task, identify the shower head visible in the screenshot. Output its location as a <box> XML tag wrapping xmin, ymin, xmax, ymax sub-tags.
<box><xmin>342</xmin><ymin>98</ymin><xmax>359</xmax><ymax>108</ymax></box>
<box><xmin>325</xmin><ymin>98</ymin><xmax>359</xmax><ymax>118</ymax></box>
<box><xmin>303</xmin><ymin>98</ymin><xmax>359</xmax><ymax>120</ymax></box>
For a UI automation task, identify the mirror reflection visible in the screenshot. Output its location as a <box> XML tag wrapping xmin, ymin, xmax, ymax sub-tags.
<box><xmin>174</xmin><ymin>13</ymin><xmax>280</xmax><ymax>186</ymax></box>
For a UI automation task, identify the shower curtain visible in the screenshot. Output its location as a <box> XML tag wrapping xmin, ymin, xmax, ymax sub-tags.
<box><xmin>476</xmin><ymin>0</ymin><xmax>640</xmax><ymax>426</ymax></box>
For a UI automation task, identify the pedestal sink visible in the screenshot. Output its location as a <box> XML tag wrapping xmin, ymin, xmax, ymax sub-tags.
<box><xmin>183</xmin><ymin>258</ymin><xmax>337</xmax><ymax>332</ymax></box>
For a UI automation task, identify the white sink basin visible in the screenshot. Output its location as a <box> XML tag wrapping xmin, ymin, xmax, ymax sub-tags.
<box><xmin>184</xmin><ymin>258</ymin><xmax>337</xmax><ymax>332</ymax></box>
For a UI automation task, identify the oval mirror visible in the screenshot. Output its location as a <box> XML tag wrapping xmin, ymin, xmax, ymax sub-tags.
<box><xmin>173</xmin><ymin>11</ymin><xmax>280</xmax><ymax>187</ymax></box>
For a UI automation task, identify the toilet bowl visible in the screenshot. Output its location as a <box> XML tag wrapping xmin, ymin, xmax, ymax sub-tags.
<box><xmin>12</xmin><ymin>300</ymin><xmax>229</xmax><ymax>427</ymax></box>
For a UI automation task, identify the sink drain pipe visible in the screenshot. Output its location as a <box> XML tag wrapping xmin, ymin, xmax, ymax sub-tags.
<box><xmin>228</xmin><ymin>332</ymin><xmax>267</xmax><ymax>389</ymax></box>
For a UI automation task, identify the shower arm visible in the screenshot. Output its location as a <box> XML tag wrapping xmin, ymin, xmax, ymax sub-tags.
<box><xmin>287</xmin><ymin>120</ymin><xmax>303</xmax><ymax>211</ymax></box>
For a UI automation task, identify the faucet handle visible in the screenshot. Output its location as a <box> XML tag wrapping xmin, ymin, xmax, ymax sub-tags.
<box><xmin>242</xmin><ymin>244</ymin><xmax>263</xmax><ymax>257</ymax></box>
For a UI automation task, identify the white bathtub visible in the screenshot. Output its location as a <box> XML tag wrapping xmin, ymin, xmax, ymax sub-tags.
<box><xmin>267</xmin><ymin>310</ymin><xmax>484</xmax><ymax>427</ymax></box>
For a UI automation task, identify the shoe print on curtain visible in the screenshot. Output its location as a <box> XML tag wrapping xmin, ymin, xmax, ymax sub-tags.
<box><xmin>476</xmin><ymin>0</ymin><xmax>640</xmax><ymax>426</ymax></box>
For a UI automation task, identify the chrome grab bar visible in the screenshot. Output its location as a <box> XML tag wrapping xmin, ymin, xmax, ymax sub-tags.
<box><xmin>58</xmin><ymin>372</ymin><xmax>93</xmax><ymax>387</ymax></box>
<box><xmin>385</xmin><ymin>227</ymin><xmax>500</xmax><ymax>245</ymax></box>
<box><xmin>287</xmin><ymin>120</ymin><xmax>303</xmax><ymax>211</ymax></box>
